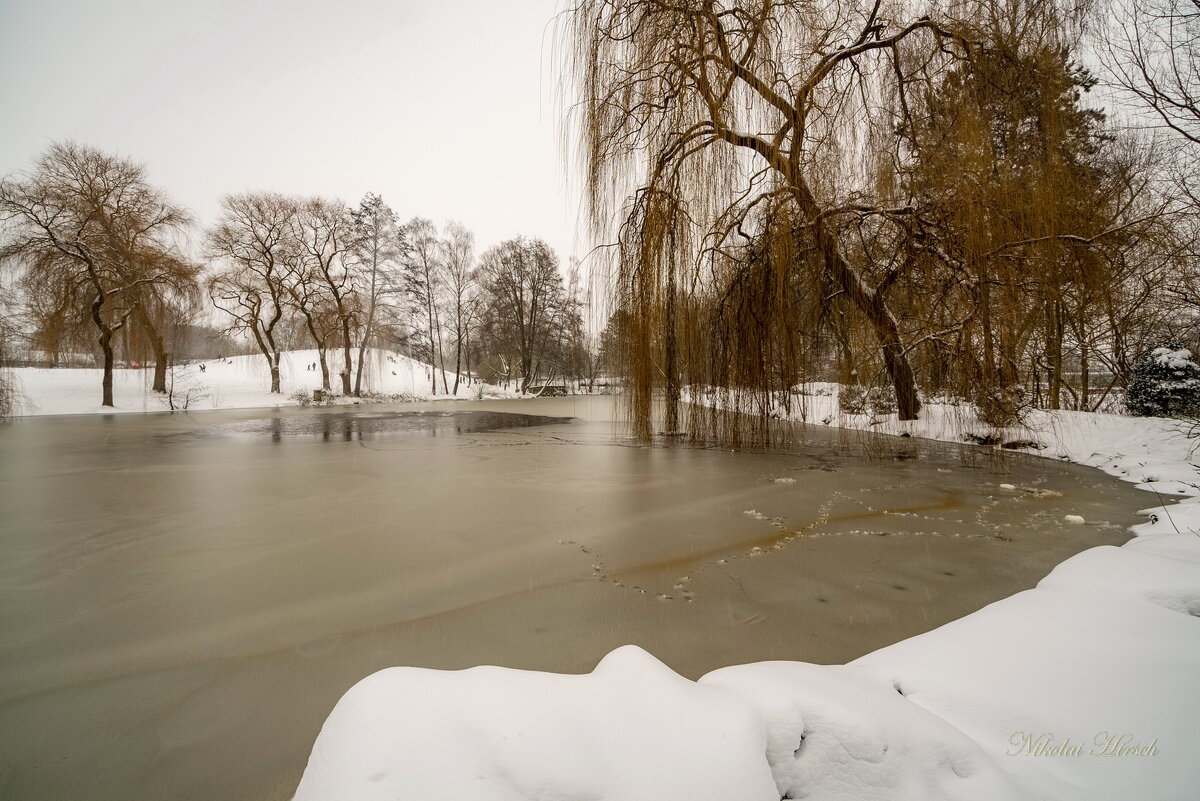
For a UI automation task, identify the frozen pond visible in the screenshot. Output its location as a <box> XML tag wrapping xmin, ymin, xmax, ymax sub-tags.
<box><xmin>0</xmin><ymin>396</ymin><xmax>1147</xmax><ymax>800</ymax></box>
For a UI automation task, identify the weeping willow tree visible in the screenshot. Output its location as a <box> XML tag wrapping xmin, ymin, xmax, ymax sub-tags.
<box><xmin>568</xmin><ymin>0</ymin><xmax>1166</xmax><ymax>440</ymax></box>
<box><xmin>567</xmin><ymin>0</ymin><xmax>975</xmax><ymax>439</ymax></box>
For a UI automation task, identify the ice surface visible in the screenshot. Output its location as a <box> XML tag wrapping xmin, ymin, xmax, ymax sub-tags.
<box><xmin>293</xmin><ymin>388</ymin><xmax>1200</xmax><ymax>801</ymax></box>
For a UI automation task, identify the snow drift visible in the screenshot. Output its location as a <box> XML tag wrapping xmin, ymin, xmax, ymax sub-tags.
<box><xmin>291</xmin><ymin>645</ymin><xmax>779</xmax><ymax>801</ymax></box>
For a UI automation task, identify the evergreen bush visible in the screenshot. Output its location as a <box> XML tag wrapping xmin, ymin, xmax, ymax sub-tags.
<box><xmin>1125</xmin><ymin>343</ymin><xmax>1200</xmax><ymax>418</ymax></box>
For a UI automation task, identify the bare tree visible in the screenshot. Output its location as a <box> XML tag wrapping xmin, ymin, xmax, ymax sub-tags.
<box><xmin>206</xmin><ymin>192</ymin><xmax>295</xmax><ymax>393</ymax></box>
<box><xmin>282</xmin><ymin>234</ymin><xmax>339</xmax><ymax>391</ymax></box>
<box><xmin>295</xmin><ymin>198</ymin><xmax>360</xmax><ymax>395</ymax></box>
<box><xmin>403</xmin><ymin>217</ymin><xmax>446</xmax><ymax>394</ymax></box>
<box><xmin>440</xmin><ymin>220</ymin><xmax>476</xmax><ymax>394</ymax></box>
<box><xmin>1104</xmin><ymin>0</ymin><xmax>1200</xmax><ymax>149</ymax></box>
<box><xmin>1103</xmin><ymin>0</ymin><xmax>1200</xmax><ymax>330</ymax></box>
<box><xmin>350</xmin><ymin>193</ymin><xmax>402</xmax><ymax>396</ymax></box>
<box><xmin>477</xmin><ymin>237</ymin><xmax>574</xmax><ymax>393</ymax></box>
<box><xmin>0</xmin><ymin>142</ymin><xmax>191</xmax><ymax>406</ymax></box>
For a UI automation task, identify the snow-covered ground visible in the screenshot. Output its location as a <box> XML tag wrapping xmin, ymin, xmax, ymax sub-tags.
<box><xmin>6</xmin><ymin>348</ymin><xmax>516</xmax><ymax>416</ymax></box>
<box><xmin>293</xmin><ymin>388</ymin><xmax>1200</xmax><ymax>801</ymax></box>
<box><xmin>783</xmin><ymin>383</ymin><xmax>1198</xmax><ymax>515</ymax></box>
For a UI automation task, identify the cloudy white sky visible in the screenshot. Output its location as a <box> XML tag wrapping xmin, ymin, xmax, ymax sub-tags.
<box><xmin>0</xmin><ymin>0</ymin><xmax>588</xmax><ymax>262</ymax></box>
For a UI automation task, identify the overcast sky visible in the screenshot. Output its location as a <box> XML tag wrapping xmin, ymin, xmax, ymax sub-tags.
<box><xmin>0</xmin><ymin>0</ymin><xmax>587</xmax><ymax>263</ymax></box>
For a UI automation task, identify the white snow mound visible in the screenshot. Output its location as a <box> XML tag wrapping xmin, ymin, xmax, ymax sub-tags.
<box><xmin>701</xmin><ymin>661</ymin><xmax>1025</xmax><ymax>801</ymax></box>
<box><xmin>853</xmin><ymin>538</ymin><xmax>1200</xmax><ymax>801</ymax></box>
<box><xmin>292</xmin><ymin>645</ymin><xmax>779</xmax><ymax>801</ymax></box>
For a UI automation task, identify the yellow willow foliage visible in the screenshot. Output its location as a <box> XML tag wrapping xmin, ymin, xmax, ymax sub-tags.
<box><xmin>564</xmin><ymin>0</ymin><xmax>1172</xmax><ymax>440</ymax></box>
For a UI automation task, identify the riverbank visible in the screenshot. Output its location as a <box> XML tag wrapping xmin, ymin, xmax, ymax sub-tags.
<box><xmin>4</xmin><ymin>348</ymin><xmax>516</xmax><ymax>416</ymax></box>
<box><xmin>295</xmin><ymin>393</ymin><xmax>1200</xmax><ymax>801</ymax></box>
<box><xmin>782</xmin><ymin>383</ymin><xmax>1197</xmax><ymax>533</ymax></box>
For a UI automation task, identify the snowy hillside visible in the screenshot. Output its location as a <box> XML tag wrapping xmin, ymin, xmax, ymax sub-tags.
<box><xmin>6</xmin><ymin>348</ymin><xmax>515</xmax><ymax>416</ymax></box>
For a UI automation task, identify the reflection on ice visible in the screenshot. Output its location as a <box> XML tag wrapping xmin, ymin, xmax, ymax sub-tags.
<box><xmin>204</xmin><ymin>410</ymin><xmax>575</xmax><ymax>442</ymax></box>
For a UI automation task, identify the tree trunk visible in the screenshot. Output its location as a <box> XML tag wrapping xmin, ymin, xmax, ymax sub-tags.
<box><xmin>300</xmin><ymin>313</ymin><xmax>331</xmax><ymax>392</ymax></box>
<box><xmin>100</xmin><ymin>331</ymin><xmax>115</xmax><ymax>407</ymax></box>
<box><xmin>318</xmin><ymin>347</ymin><xmax>330</xmax><ymax>391</ymax></box>
<box><xmin>354</xmin><ymin>344</ymin><xmax>369</xmax><ymax>396</ymax></box>
<box><xmin>434</xmin><ymin>311</ymin><xmax>449</xmax><ymax>395</ymax></box>
<box><xmin>664</xmin><ymin>262</ymin><xmax>679</xmax><ymax>433</ymax></box>
<box><xmin>1047</xmin><ymin>299</ymin><xmax>1063</xmax><ymax>410</ymax></box>
<box><xmin>340</xmin><ymin>317</ymin><xmax>353</xmax><ymax>395</ymax></box>
<box><xmin>136</xmin><ymin>307</ymin><xmax>170</xmax><ymax>394</ymax></box>
<box><xmin>153</xmin><ymin>351</ymin><xmax>169</xmax><ymax>394</ymax></box>
<box><xmin>1080</xmin><ymin>341</ymin><xmax>1090</xmax><ymax>411</ymax></box>
<box><xmin>249</xmin><ymin>325</ymin><xmax>276</xmax><ymax>394</ymax></box>
<box><xmin>264</xmin><ymin>296</ymin><xmax>285</xmax><ymax>394</ymax></box>
<box><xmin>355</xmin><ymin>303</ymin><xmax>377</xmax><ymax>397</ymax></box>
<box><xmin>89</xmin><ymin>288</ymin><xmax>117</xmax><ymax>407</ymax></box>
<box><xmin>464</xmin><ymin>334</ymin><xmax>472</xmax><ymax>389</ymax></box>
<box><xmin>451</xmin><ymin>338</ymin><xmax>460</xmax><ymax>398</ymax></box>
<box><xmin>427</xmin><ymin>315</ymin><xmax>437</xmax><ymax>395</ymax></box>
<box><xmin>521</xmin><ymin>353</ymin><xmax>534</xmax><ymax>393</ymax></box>
<box><xmin>792</xmin><ymin>180</ymin><xmax>920</xmax><ymax>419</ymax></box>
<box><xmin>808</xmin><ymin>226</ymin><xmax>920</xmax><ymax>420</ymax></box>
<box><xmin>980</xmin><ymin>280</ymin><xmax>997</xmax><ymax>387</ymax></box>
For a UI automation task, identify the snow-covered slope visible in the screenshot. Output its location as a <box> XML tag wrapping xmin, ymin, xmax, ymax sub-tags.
<box><xmin>293</xmin><ymin>397</ymin><xmax>1200</xmax><ymax>801</ymax></box>
<box><xmin>7</xmin><ymin>348</ymin><xmax>515</xmax><ymax>416</ymax></box>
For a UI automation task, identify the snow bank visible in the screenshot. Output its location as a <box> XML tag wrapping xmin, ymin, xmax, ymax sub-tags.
<box><xmin>292</xmin><ymin>645</ymin><xmax>778</xmax><ymax>801</ymax></box>
<box><xmin>9</xmin><ymin>348</ymin><xmax>515</xmax><ymax>416</ymax></box>
<box><xmin>849</xmin><ymin>537</ymin><xmax>1200</xmax><ymax>801</ymax></box>
<box><xmin>700</xmin><ymin>662</ymin><xmax>1025</xmax><ymax>801</ymax></box>
<box><xmin>292</xmin><ymin>393</ymin><xmax>1200</xmax><ymax>801</ymax></box>
<box><xmin>698</xmin><ymin>537</ymin><xmax>1200</xmax><ymax>801</ymax></box>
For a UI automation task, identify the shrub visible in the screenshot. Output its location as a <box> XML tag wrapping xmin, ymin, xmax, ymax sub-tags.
<box><xmin>865</xmin><ymin>386</ymin><xmax>896</xmax><ymax>415</ymax></box>
<box><xmin>975</xmin><ymin>385</ymin><xmax>1028</xmax><ymax>428</ymax></box>
<box><xmin>839</xmin><ymin>384</ymin><xmax>897</xmax><ymax>415</ymax></box>
<box><xmin>0</xmin><ymin>372</ymin><xmax>16</xmax><ymax>419</ymax></box>
<box><xmin>161</xmin><ymin>367</ymin><xmax>208</xmax><ymax>411</ymax></box>
<box><xmin>358</xmin><ymin>390</ymin><xmax>420</xmax><ymax>403</ymax></box>
<box><xmin>1125</xmin><ymin>343</ymin><xmax>1200</xmax><ymax>418</ymax></box>
<box><xmin>290</xmin><ymin>389</ymin><xmax>313</xmax><ymax>407</ymax></box>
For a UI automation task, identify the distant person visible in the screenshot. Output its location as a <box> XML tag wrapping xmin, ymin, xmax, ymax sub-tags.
<box><xmin>199</xmin><ymin>363</ymin><xmax>206</xmax><ymax>373</ymax></box>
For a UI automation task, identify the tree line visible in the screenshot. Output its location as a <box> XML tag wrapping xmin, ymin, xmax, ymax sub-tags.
<box><xmin>570</xmin><ymin>0</ymin><xmax>1200</xmax><ymax>440</ymax></box>
<box><xmin>0</xmin><ymin>143</ymin><xmax>595</xmax><ymax>406</ymax></box>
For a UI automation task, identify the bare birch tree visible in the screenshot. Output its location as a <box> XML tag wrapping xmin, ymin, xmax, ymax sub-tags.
<box><xmin>440</xmin><ymin>220</ymin><xmax>476</xmax><ymax>394</ymax></box>
<box><xmin>350</xmin><ymin>193</ymin><xmax>402</xmax><ymax>396</ymax></box>
<box><xmin>403</xmin><ymin>217</ymin><xmax>446</xmax><ymax>394</ymax></box>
